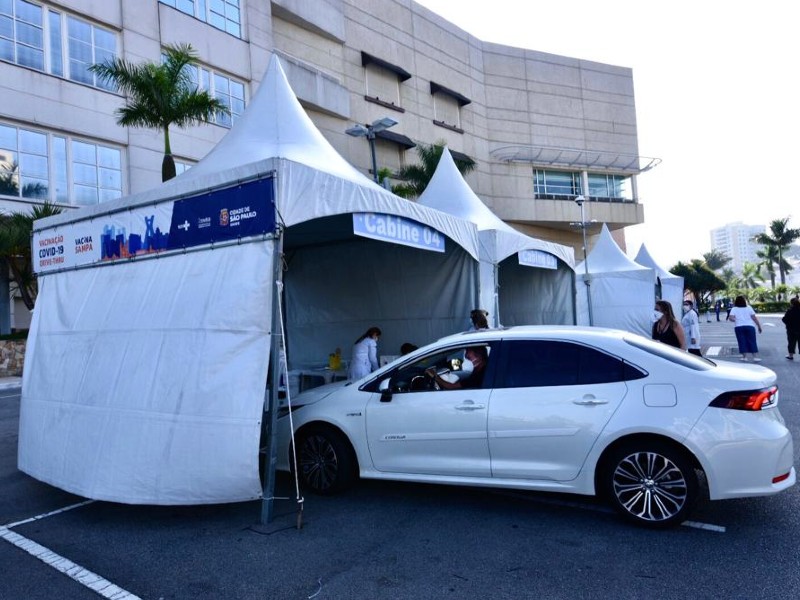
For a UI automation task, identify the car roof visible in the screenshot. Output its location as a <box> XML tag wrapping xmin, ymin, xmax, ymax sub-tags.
<box><xmin>437</xmin><ymin>325</ymin><xmax>633</xmax><ymax>345</ymax></box>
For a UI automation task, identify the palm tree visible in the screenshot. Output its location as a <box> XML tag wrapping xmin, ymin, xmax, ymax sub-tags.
<box><xmin>752</xmin><ymin>218</ymin><xmax>800</xmax><ymax>285</ymax></box>
<box><xmin>756</xmin><ymin>245</ymin><xmax>778</xmax><ymax>289</ymax></box>
<box><xmin>740</xmin><ymin>262</ymin><xmax>762</xmax><ymax>290</ymax></box>
<box><xmin>392</xmin><ymin>141</ymin><xmax>476</xmax><ymax>199</ymax></box>
<box><xmin>89</xmin><ymin>43</ymin><xmax>229</xmax><ymax>182</ymax></box>
<box><xmin>702</xmin><ymin>249</ymin><xmax>731</xmax><ymax>271</ymax></box>
<box><xmin>0</xmin><ymin>202</ymin><xmax>63</xmax><ymax>310</ymax></box>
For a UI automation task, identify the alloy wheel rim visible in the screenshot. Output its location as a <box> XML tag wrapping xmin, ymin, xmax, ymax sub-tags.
<box><xmin>612</xmin><ymin>451</ymin><xmax>688</xmax><ymax>522</ymax></box>
<box><xmin>300</xmin><ymin>434</ymin><xmax>339</xmax><ymax>491</ymax></box>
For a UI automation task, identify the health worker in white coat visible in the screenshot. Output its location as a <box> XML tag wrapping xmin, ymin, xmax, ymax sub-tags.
<box><xmin>681</xmin><ymin>300</ymin><xmax>702</xmax><ymax>356</ymax></box>
<box><xmin>348</xmin><ymin>326</ymin><xmax>381</xmax><ymax>380</ymax></box>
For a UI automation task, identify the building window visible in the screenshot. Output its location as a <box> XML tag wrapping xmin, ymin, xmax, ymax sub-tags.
<box><xmin>588</xmin><ymin>173</ymin><xmax>632</xmax><ymax>201</ymax></box>
<box><xmin>430</xmin><ymin>82</ymin><xmax>470</xmax><ymax>133</ymax></box>
<box><xmin>159</xmin><ymin>0</ymin><xmax>241</xmax><ymax>38</ymax></box>
<box><xmin>185</xmin><ymin>64</ymin><xmax>245</xmax><ymax>128</ymax></box>
<box><xmin>0</xmin><ymin>1</ymin><xmax>117</xmax><ymax>89</ymax></box>
<box><xmin>361</xmin><ymin>52</ymin><xmax>410</xmax><ymax>112</ymax></box>
<box><xmin>0</xmin><ymin>121</ymin><xmax>122</xmax><ymax>205</ymax></box>
<box><xmin>534</xmin><ymin>170</ymin><xmax>581</xmax><ymax>199</ymax></box>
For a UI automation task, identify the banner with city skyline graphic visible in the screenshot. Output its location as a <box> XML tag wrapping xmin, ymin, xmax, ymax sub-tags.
<box><xmin>33</xmin><ymin>176</ymin><xmax>276</xmax><ymax>275</ymax></box>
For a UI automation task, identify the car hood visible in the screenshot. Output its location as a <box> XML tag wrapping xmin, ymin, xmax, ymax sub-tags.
<box><xmin>279</xmin><ymin>379</ymin><xmax>353</xmax><ymax>409</ymax></box>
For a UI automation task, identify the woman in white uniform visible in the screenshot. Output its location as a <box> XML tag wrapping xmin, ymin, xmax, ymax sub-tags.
<box><xmin>348</xmin><ymin>327</ymin><xmax>381</xmax><ymax>380</ymax></box>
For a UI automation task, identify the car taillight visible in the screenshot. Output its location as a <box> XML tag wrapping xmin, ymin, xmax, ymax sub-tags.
<box><xmin>709</xmin><ymin>386</ymin><xmax>778</xmax><ymax>411</ymax></box>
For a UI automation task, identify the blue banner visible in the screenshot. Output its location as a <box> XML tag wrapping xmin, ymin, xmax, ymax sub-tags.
<box><xmin>518</xmin><ymin>249</ymin><xmax>557</xmax><ymax>270</ymax></box>
<box><xmin>352</xmin><ymin>213</ymin><xmax>445</xmax><ymax>253</ymax></box>
<box><xmin>168</xmin><ymin>177</ymin><xmax>276</xmax><ymax>250</ymax></box>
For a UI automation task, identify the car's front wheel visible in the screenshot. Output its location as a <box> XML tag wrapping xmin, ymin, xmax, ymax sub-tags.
<box><xmin>296</xmin><ymin>426</ymin><xmax>357</xmax><ymax>495</ymax></box>
<box><xmin>602</xmin><ymin>441</ymin><xmax>698</xmax><ymax>528</ymax></box>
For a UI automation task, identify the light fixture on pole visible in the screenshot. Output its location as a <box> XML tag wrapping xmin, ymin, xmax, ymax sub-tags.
<box><xmin>345</xmin><ymin>117</ymin><xmax>398</xmax><ymax>183</ymax></box>
<box><xmin>571</xmin><ymin>195</ymin><xmax>594</xmax><ymax>326</ymax></box>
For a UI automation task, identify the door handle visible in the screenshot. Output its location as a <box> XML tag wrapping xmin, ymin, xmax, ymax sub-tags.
<box><xmin>573</xmin><ymin>397</ymin><xmax>609</xmax><ymax>406</ymax></box>
<box><xmin>456</xmin><ymin>401</ymin><xmax>486</xmax><ymax>411</ymax></box>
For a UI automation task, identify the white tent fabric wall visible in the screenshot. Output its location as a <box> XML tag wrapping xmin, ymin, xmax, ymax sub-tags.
<box><xmin>417</xmin><ymin>149</ymin><xmax>576</xmax><ymax>326</ymax></box>
<box><xmin>634</xmin><ymin>244</ymin><xmax>684</xmax><ymax>314</ymax></box>
<box><xmin>575</xmin><ymin>224</ymin><xmax>655</xmax><ymax>336</ymax></box>
<box><xmin>19</xmin><ymin>243</ymin><xmax>274</xmax><ymax>504</ymax></box>
<box><xmin>20</xmin><ymin>54</ymin><xmax>483</xmax><ymax>505</ymax></box>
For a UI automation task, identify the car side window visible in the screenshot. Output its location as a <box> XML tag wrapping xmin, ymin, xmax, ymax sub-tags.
<box><xmin>497</xmin><ymin>340</ymin><xmax>640</xmax><ymax>388</ymax></box>
<box><xmin>386</xmin><ymin>344</ymin><xmax>493</xmax><ymax>392</ymax></box>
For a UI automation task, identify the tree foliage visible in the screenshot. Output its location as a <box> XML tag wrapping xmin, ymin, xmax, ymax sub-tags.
<box><xmin>702</xmin><ymin>249</ymin><xmax>731</xmax><ymax>271</ymax></box>
<box><xmin>752</xmin><ymin>217</ymin><xmax>800</xmax><ymax>286</ymax></box>
<box><xmin>89</xmin><ymin>43</ymin><xmax>229</xmax><ymax>182</ymax></box>
<box><xmin>0</xmin><ymin>202</ymin><xmax>63</xmax><ymax>310</ymax></box>
<box><xmin>671</xmin><ymin>259</ymin><xmax>725</xmax><ymax>308</ymax></box>
<box><xmin>392</xmin><ymin>141</ymin><xmax>476</xmax><ymax>199</ymax></box>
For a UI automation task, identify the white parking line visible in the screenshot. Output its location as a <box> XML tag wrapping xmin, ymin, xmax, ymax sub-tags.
<box><xmin>0</xmin><ymin>527</ymin><xmax>141</xmax><ymax>599</ymax></box>
<box><xmin>706</xmin><ymin>346</ymin><xmax>721</xmax><ymax>356</ymax></box>
<box><xmin>682</xmin><ymin>520</ymin><xmax>726</xmax><ymax>533</ymax></box>
<box><xmin>3</xmin><ymin>500</ymin><xmax>140</xmax><ymax>599</ymax></box>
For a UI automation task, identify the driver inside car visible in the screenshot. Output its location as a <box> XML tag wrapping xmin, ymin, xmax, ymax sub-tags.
<box><xmin>425</xmin><ymin>346</ymin><xmax>488</xmax><ymax>390</ymax></box>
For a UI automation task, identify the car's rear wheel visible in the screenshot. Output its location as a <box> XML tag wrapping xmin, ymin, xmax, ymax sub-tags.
<box><xmin>602</xmin><ymin>441</ymin><xmax>698</xmax><ymax>528</ymax></box>
<box><xmin>296</xmin><ymin>426</ymin><xmax>357</xmax><ymax>495</ymax></box>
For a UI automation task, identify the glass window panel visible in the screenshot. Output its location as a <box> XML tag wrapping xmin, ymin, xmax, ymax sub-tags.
<box><xmin>72</xmin><ymin>163</ymin><xmax>96</xmax><ymax>185</ymax></box>
<box><xmin>98</xmin><ymin>167</ymin><xmax>121</xmax><ymax>189</ymax></box>
<box><xmin>97</xmin><ymin>146</ymin><xmax>120</xmax><ymax>168</ymax></box>
<box><xmin>94</xmin><ymin>27</ymin><xmax>115</xmax><ymax>52</ymax></box>
<box><xmin>69</xmin><ymin>59</ymin><xmax>92</xmax><ymax>83</ymax></box>
<box><xmin>225</xmin><ymin>20</ymin><xmax>239</xmax><ymax>36</ymax></box>
<box><xmin>230</xmin><ymin>80</ymin><xmax>244</xmax><ymax>100</ymax></box>
<box><xmin>19</xmin><ymin>128</ymin><xmax>45</xmax><ymax>154</ymax></box>
<box><xmin>73</xmin><ymin>184</ymin><xmax>97</xmax><ymax>205</ymax></box>
<box><xmin>20</xmin><ymin>153</ymin><xmax>47</xmax><ymax>178</ymax></box>
<box><xmin>98</xmin><ymin>187</ymin><xmax>121</xmax><ymax>203</ymax></box>
<box><xmin>67</xmin><ymin>16</ymin><xmax>90</xmax><ymax>41</ymax></box>
<box><xmin>200</xmin><ymin>68</ymin><xmax>209</xmax><ymax>90</ymax></box>
<box><xmin>68</xmin><ymin>37</ymin><xmax>91</xmax><ymax>63</ymax></box>
<box><xmin>197</xmin><ymin>0</ymin><xmax>206</xmax><ymax>18</ymax></box>
<box><xmin>209</xmin><ymin>0</ymin><xmax>224</xmax><ymax>12</ymax></box>
<box><xmin>21</xmin><ymin>176</ymin><xmax>47</xmax><ymax>199</ymax></box>
<box><xmin>53</xmin><ymin>136</ymin><xmax>68</xmax><ymax>203</ymax></box>
<box><xmin>16</xmin><ymin>20</ymin><xmax>42</xmax><ymax>46</ymax></box>
<box><xmin>176</xmin><ymin>0</ymin><xmax>194</xmax><ymax>15</ymax></box>
<box><xmin>208</xmin><ymin>12</ymin><xmax>224</xmax><ymax>30</ymax></box>
<box><xmin>225</xmin><ymin>1</ymin><xmax>240</xmax><ymax>22</ymax></box>
<box><xmin>0</xmin><ymin>38</ymin><xmax>12</xmax><ymax>62</ymax></box>
<box><xmin>15</xmin><ymin>0</ymin><xmax>41</xmax><ymax>24</ymax></box>
<box><xmin>0</xmin><ymin>0</ymin><xmax>11</xmax><ymax>15</ymax></box>
<box><xmin>231</xmin><ymin>97</ymin><xmax>244</xmax><ymax>115</ymax></box>
<box><xmin>0</xmin><ymin>124</ymin><xmax>16</xmax><ymax>150</ymax></box>
<box><xmin>160</xmin><ymin>0</ymin><xmax>176</xmax><ymax>7</ymax></box>
<box><xmin>48</xmin><ymin>10</ymin><xmax>62</xmax><ymax>76</ymax></box>
<box><xmin>213</xmin><ymin>73</ymin><xmax>229</xmax><ymax>95</ymax></box>
<box><xmin>16</xmin><ymin>44</ymin><xmax>42</xmax><ymax>69</ymax></box>
<box><xmin>0</xmin><ymin>15</ymin><xmax>13</xmax><ymax>38</ymax></box>
<box><xmin>72</xmin><ymin>140</ymin><xmax>95</xmax><ymax>164</ymax></box>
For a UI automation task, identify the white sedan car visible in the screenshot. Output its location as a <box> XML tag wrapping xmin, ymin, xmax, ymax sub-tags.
<box><xmin>277</xmin><ymin>326</ymin><xmax>795</xmax><ymax>527</ymax></box>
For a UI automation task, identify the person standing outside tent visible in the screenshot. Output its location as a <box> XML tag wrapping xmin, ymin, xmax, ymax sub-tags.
<box><xmin>467</xmin><ymin>309</ymin><xmax>490</xmax><ymax>331</ymax></box>
<box><xmin>782</xmin><ymin>297</ymin><xmax>800</xmax><ymax>360</ymax></box>
<box><xmin>681</xmin><ymin>300</ymin><xmax>702</xmax><ymax>356</ymax></box>
<box><xmin>652</xmin><ymin>300</ymin><xmax>686</xmax><ymax>350</ymax></box>
<box><xmin>729</xmin><ymin>295</ymin><xmax>762</xmax><ymax>362</ymax></box>
<box><xmin>348</xmin><ymin>326</ymin><xmax>381</xmax><ymax>380</ymax></box>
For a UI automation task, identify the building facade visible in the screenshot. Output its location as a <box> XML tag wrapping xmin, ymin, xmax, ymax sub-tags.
<box><xmin>710</xmin><ymin>222</ymin><xmax>766</xmax><ymax>274</ymax></box>
<box><xmin>1</xmin><ymin>0</ymin><xmax>653</xmax><ymax>328</ymax></box>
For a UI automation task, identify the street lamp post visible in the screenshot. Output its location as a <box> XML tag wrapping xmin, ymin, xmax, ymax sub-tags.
<box><xmin>573</xmin><ymin>195</ymin><xmax>594</xmax><ymax>326</ymax></box>
<box><xmin>345</xmin><ymin>117</ymin><xmax>398</xmax><ymax>184</ymax></box>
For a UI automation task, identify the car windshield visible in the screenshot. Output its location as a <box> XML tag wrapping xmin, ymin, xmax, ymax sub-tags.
<box><xmin>624</xmin><ymin>335</ymin><xmax>715</xmax><ymax>370</ymax></box>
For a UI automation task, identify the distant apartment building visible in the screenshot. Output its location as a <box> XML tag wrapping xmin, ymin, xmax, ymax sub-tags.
<box><xmin>710</xmin><ymin>222</ymin><xmax>765</xmax><ymax>273</ymax></box>
<box><xmin>0</xmin><ymin>0</ymin><xmax>656</xmax><ymax>328</ymax></box>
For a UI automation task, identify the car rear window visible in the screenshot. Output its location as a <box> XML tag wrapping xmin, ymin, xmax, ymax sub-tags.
<box><xmin>624</xmin><ymin>336</ymin><xmax>715</xmax><ymax>370</ymax></box>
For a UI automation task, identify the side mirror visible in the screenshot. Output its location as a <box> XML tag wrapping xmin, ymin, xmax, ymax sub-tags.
<box><xmin>378</xmin><ymin>378</ymin><xmax>392</xmax><ymax>402</ymax></box>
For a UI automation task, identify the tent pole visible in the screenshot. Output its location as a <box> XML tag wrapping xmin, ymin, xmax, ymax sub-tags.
<box><xmin>261</xmin><ymin>231</ymin><xmax>285</xmax><ymax>524</ymax></box>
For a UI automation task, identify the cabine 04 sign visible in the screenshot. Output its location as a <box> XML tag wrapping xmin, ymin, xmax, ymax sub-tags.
<box><xmin>352</xmin><ymin>213</ymin><xmax>445</xmax><ymax>253</ymax></box>
<box><xmin>32</xmin><ymin>177</ymin><xmax>277</xmax><ymax>275</ymax></box>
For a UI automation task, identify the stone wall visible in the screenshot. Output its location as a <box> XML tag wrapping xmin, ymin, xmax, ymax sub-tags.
<box><xmin>0</xmin><ymin>340</ymin><xmax>25</xmax><ymax>377</ymax></box>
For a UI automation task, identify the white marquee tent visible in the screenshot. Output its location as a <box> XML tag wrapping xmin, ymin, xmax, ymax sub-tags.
<box><xmin>417</xmin><ymin>149</ymin><xmax>576</xmax><ymax>325</ymax></box>
<box><xmin>575</xmin><ymin>224</ymin><xmax>655</xmax><ymax>336</ymax></box>
<box><xmin>634</xmin><ymin>244</ymin><xmax>684</xmax><ymax>314</ymax></box>
<box><xmin>19</xmin><ymin>55</ymin><xmax>482</xmax><ymax>506</ymax></box>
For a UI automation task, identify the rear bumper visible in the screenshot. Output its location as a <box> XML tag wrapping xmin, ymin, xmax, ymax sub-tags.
<box><xmin>686</xmin><ymin>407</ymin><xmax>795</xmax><ymax>499</ymax></box>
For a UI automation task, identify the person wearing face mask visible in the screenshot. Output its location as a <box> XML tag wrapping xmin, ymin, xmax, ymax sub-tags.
<box><xmin>348</xmin><ymin>326</ymin><xmax>382</xmax><ymax>380</ymax></box>
<box><xmin>681</xmin><ymin>300</ymin><xmax>702</xmax><ymax>356</ymax></box>
<box><xmin>652</xmin><ymin>300</ymin><xmax>686</xmax><ymax>350</ymax></box>
<box><xmin>426</xmin><ymin>346</ymin><xmax>488</xmax><ymax>390</ymax></box>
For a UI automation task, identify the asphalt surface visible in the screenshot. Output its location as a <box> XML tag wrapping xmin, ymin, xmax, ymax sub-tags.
<box><xmin>2</xmin><ymin>317</ymin><xmax>800</xmax><ymax>599</ymax></box>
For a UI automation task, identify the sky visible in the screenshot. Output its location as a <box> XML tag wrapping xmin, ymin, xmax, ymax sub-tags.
<box><xmin>414</xmin><ymin>0</ymin><xmax>800</xmax><ymax>268</ymax></box>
